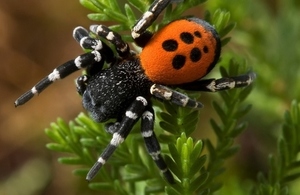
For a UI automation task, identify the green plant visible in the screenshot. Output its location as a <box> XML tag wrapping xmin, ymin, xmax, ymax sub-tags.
<box><xmin>44</xmin><ymin>0</ymin><xmax>259</xmax><ymax>194</ymax></box>
<box><xmin>251</xmin><ymin>100</ymin><xmax>300</xmax><ymax>195</ymax></box>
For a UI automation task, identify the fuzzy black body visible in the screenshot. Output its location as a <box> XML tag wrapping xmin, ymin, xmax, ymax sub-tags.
<box><xmin>82</xmin><ymin>56</ymin><xmax>153</xmax><ymax>123</ymax></box>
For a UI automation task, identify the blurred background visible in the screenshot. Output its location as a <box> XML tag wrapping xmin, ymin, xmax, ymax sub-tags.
<box><xmin>0</xmin><ymin>1</ymin><xmax>93</xmax><ymax>194</ymax></box>
<box><xmin>0</xmin><ymin>0</ymin><xmax>299</xmax><ymax>194</ymax></box>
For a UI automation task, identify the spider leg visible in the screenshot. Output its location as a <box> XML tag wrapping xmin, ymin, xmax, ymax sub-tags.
<box><xmin>75</xmin><ymin>75</ymin><xmax>90</xmax><ymax>96</ymax></box>
<box><xmin>131</xmin><ymin>0</ymin><xmax>171</xmax><ymax>39</ymax></box>
<box><xmin>150</xmin><ymin>84</ymin><xmax>203</xmax><ymax>109</ymax></box>
<box><xmin>86</xmin><ymin>96</ymin><xmax>148</xmax><ymax>181</ymax></box>
<box><xmin>141</xmin><ymin>108</ymin><xmax>175</xmax><ymax>183</ymax></box>
<box><xmin>73</xmin><ymin>26</ymin><xmax>116</xmax><ymax>66</ymax></box>
<box><xmin>14</xmin><ymin>50</ymin><xmax>104</xmax><ymax>107</ymax></box>
<box><xmin>178</xmin><ymin>72</ymin><xmax>256</xmax><ymax>92</ymax></box>
<box><xmin>89</xmin><ymin>25</ymin><xmax>130</xmax><ymax>58</ymax></box>
<box><xmin>17</xmin><ymin>39</ymin><xmax>118</xmax><ymax>107</ymax></box>
<box><xmin>73</xmin><ymin>26</ymin><xmax>103</xmax><ymax>50</ymax></box>
<box><xmin>15</xmin><ymin>25</ymin><xmax>125</xmax><ymax>107</ymax></box>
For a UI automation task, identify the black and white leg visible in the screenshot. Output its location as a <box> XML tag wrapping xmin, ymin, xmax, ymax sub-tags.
<box><xmin>141</xmin><ymin>108</ymin><xmax>175</xmax><ymax>183</ymax></box>
<box><xmin>179</xmin><ymin>72</ymin><xmax>256</xmax><ymax>92</ymax></box>
<box><xmin>90</xmin><ymin>25</ymin><xmax>130</xmax><ymax>57</ymax></box>
<box><xmin>73</xmin><ymin>26</ymin><xmax>116</xmax><ymax>66</ymax></box>
<box><xmin>14</xmin><ymin>50</ymin><xmax>103</xmax><ymax>107</ymax></box>
<box><xmin>150</xmin><ymin>84</ymin><xmax>203</xmax><ymax>109</ymax></box>
<box><xmin>75</xmin><ymin>75</ymin><xmax>89</xmax><ymax>96</ymax></box>
<box><xmin>73</xmin><ymin>26</ymin><xmax>103</xmax><ymax>50</ymax></box>
<box><xmin>131</xmin><ymin>0</ymin><xmax>171</xmax><ymax>39</ymax></box>
<box><xmin>86</xmin><ymin>96</ymin><xmax>148</xmax><ymax>181</ymax></box>
<box><xmin>14</xmin><ymin>26</ymin><xmax>121</xmax><ymax>106</ymax></box>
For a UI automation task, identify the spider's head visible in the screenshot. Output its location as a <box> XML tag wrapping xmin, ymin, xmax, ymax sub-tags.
<box><xmin>80</xmin><ymin>69</ymin><xmax>125</xmax><ymax>122</ymax></box>
<box><xmin>82</xmin><ymin>89</ymin><xmax>113</xmax><ymax>122</ymax></box>
<box><xmin>140</xmin><ymin>17</ymin><xmax>221</xmax><ymax>85</ymax></box>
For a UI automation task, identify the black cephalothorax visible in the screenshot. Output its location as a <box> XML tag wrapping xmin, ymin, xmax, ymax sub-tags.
<box><xmin>81</xmin><ymin>57</ymin><xmax>153</xmax><ymax>122</ymax></box>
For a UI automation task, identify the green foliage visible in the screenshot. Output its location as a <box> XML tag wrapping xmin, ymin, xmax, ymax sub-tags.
<box><xmin>251</xmin><ymin>100</ymin><xmax>300</xmax><ymax>195</ymax></box>
<box><xmin>205</xmin><ymin>0</ymin><xmax>300</xmax><ymax>193</ymax></box>
<box><xmin>202</xmin><ymin>60</ymin><xmax>254</xmax><ymax>194</ymax></box>
<box><xmin>79</xmin><ymin>0</ymin><xmax>207</xmax><ymax>41</ymax></box>
<box><xmin>46</xmin><ymin>113</ymin><xmax>167</xmax><ymax>194</ymax></box>
<box><xmin>206</xmin><ymin>0</ymin><xmax>300</xmax><ymax>122</ymax></box>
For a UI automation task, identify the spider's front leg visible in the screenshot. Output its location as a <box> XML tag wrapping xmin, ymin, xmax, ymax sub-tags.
<box><xmin>14</xmin><ymin>27</ymin><xmax>114</xmax><ymax>106</ymax></box>
<box><xmin>89</xmin><ymin>25</ymin><xmax>130</xmax><ymax>58</ymax></box>
<box><xmin>86</xmin><ymin>96</ymin><xmax>148</xmax><ymax>181</ymax></box>
<box><xmin>74</xmin><ymin>26</ymin><xmax>116</xmax><ymax>69</ymax></box>
<box><xmin>75</xmin><ymin>75</ymin><xmax>89</xmax><ymax>96</ymax></box>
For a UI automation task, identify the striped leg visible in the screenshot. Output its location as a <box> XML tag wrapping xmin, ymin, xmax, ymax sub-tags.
<box><xmin>131</xmin><ymin>0</ymin><xmax>171</xmax><ymax>39</ymax></box>
<box><xmin>178</xmin><ymin>72</ymin><xmax>256</xmax><ymax>92</ymax></box>
<box><xmin>14</xmin><ymin>26</ymin><xmax>119</xmax><ymax>107</ymax></box>
<box><xmin>86</xmin><ymin>96</ymin><xmax>148</xmax><ymax>181</ymax></box>
<box><xmin>73</xmin><ymin>26</ymin><xmax>116</xmax><ymax>66</ymax></box>
<box><xmin>73</xmin><ymin>26</ymin><xmax>103</xmax><ymax>50</ymax></box>
<box><xmin>90</xmin><ymin>25</ymin><xmax>130</xmax><ymax>57</ymax></box>
<box><xmin>141</xmin><ymin>109</ymin><xmax>175</xmax><ymax>183</ymax></box>
<box><xmin>75</xmin><ymin>75</ymin><xmax>89</xmax><ymax>96</ymax></box>
<box><xmin>150</xmin><ymin>84</ymin><xmax>203</xmax><ymax>109</ymax></box>
<box><xmin>14</xmin><ymin>51</ymin><xmax>103</xmax><ymax>106</ymax></box>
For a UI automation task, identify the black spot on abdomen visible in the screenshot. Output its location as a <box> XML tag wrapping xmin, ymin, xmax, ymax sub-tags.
<box><xmin>172</xmin><ymin>55</ymin><xmax>186</xmax><ymax>69</ymax></box>
<box><xmin>180</xmin><ymin>32</ymin><xmax>194</xmax><ymax>44</ymax></box>
<box><xmin>190</xmin><ymin>47</ymin><xmax>201</xmax><ymax>62</ymax></box>
<box><xmin>194</xmin><ymin>31</ymin><xmax>201</xmax><ymax>38</ymax></box>
<box><xmin>162</xmin><ymin>39</ymin><xmax>178</xmax><ymax>51</ymax></box>
<box><xmin>203</xmin><ymin>46</ymin><xmax>209</xmax><ymax>53</ymax></box>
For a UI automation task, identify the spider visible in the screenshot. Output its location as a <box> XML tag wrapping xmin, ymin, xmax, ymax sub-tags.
<box><xmin>15</xmin><ymin>0</ymin><xmax>255</xmax><ymax>184</ymax></box>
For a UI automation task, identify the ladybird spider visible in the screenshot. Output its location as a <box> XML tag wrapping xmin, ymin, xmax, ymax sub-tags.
<box><xmin>15</xmin><ymin>0</ymin><xmax>255</xmax><ymax>184</ymax></box>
